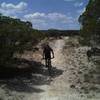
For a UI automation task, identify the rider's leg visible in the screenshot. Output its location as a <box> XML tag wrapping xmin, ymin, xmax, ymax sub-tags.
<box><xmin>45</xmin><ymin>59</ymin><xmax>48</xmax><ymax>67</ymax></box>
<box><xmin>49</xmin><ymin>59</ymin><xmax>52</xmax><ymax>67</ymax></box>
<box><xmin>47</xmin><ymin>59</ymin><xmax>51</xmax><ymax>66</ymax></box>
<box><xmin>47</xmin><ymin>58</ymin><xmax>52</xmax><ymax>76</ymax></box>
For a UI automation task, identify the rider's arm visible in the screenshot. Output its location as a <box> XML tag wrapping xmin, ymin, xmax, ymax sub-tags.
<box><xmin>43</xmin><ymin>50</ymin><xmax>45</xmax><ymax>59</ymax></box>
<box><xmin>51</xmin><ymin>49</ymin><xmax>54</xmax><ymax>58</ymax></box>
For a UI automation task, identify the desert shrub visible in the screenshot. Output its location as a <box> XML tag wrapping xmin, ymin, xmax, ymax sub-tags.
<box><xmin>0</xmin><ymin>14</ymin><xmax>45</xmax><ymax>67</ymax></box>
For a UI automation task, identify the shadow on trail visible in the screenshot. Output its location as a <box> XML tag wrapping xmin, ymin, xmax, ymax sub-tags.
<box><xmin>0</xmin><ymin>58</ymin><xmax>63</xmax><ymax>93</ymax></box>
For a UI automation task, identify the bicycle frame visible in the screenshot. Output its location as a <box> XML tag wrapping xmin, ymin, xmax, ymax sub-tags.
<box><xmin>42</xmin><ymin>58</ymin><xmax>54</xmax><ymax>76</ymax></box>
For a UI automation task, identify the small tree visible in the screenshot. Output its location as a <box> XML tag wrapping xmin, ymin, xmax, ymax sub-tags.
<box><xmin>0</xmin><ymin>15</ymin><xmax>44</xmax><ymax>67</ymax></box>
<box><xmin>79</xmin><ymin>0</ymin><xmax>100</xmax><ymax>46</ymax></box>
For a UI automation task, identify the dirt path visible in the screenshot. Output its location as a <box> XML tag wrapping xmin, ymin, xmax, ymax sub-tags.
<box><xmin>26</xmin><ymin>39</ymin><xmax>86</xmax><ymax>100</ymax></box>
<box><xmin>0</xmin><ymin>38</ymin><xmax>100</xmax><ymax>100</ymax></box>
<box><xmin>28</xmin><ymin>38</ymin><xmax>100</xmax><ymax>100</ymax></box>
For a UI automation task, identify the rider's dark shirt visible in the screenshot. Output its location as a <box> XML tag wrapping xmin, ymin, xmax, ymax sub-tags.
<box><xmin>43</xmin><ymin>46</ymin><xmax>53</xmax><ymax>59</ymax></box>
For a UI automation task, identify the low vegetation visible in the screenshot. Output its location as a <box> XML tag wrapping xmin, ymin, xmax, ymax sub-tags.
<box><xmin>0</xmin><ymin>14</ymin><xmax>45</xmax><ymax>68</ymax></box>
<box><xmin>79</xmin><ymin>0</ymin><xmax>100</xmax><ymax>46</ymax></box>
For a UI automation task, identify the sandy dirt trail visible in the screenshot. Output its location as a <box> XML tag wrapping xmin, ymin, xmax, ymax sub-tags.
<box><xmin>0</xmin><ymin>38</ymin><xmax>99</xmax><ymax>100</ymax></box>
<box><xmin>27</xmin><ymin>39</ymin><xmax>86</xmax><ymax>100</ymax></box>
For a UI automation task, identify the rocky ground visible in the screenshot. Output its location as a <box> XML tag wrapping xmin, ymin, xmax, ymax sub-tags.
<box><xmin>0</xmin><ymin>37</ymin><xmax>100</xmax><ymax>100</ymax></box>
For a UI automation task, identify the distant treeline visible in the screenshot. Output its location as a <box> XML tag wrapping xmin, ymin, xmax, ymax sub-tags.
<box><xmin>41</xmin><ymin>29</ymin><xmax>79</xmax><ymax>37</ymax></box>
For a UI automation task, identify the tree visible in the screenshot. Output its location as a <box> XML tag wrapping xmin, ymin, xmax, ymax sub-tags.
<box><xmin>0</xmin><ymin>14</ymin><xmax>45</xmax><ymax>67</ymax></box>
<box><xmin>79</xmin><ymin>0</ymin><xmax>100</xmax><ymax>46</ymax></box>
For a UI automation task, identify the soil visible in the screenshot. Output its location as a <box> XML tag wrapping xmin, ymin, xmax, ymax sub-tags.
<box><xmin>0</xmin><ymin>37</ymin><xmax>100</xmax><ymax>100</ymax></box>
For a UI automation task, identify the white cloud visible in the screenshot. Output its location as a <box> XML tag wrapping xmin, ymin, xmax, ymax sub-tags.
<box><xmin>64</xmin><ymin>0</ymin><xmax>75</xmax><ymax>1</ymax></box>
<box><xmin>24</xmin><ymin>12</ymin><xmax>68</xmax><ymax>23</ymax></box>
<box><xmin>64</xmin><ymin>0</ymin><xmax>83</xmax><ymax>2</ymax></box>
<box><xmin>24</xmin><ymin>12</ymin><xmax>46</xmax><ymax>20</ymax></box>
<box><xmin>0</xmin><ymin>2</ymin><xmax>27</xmax><ymax>17</ymax></box>
<box><xmin>23</xmin><ymin>12</ymin><xmax>77</xmax><ymax>29</ymax></box>
<box><xmin>1</xmin><ymin>2</ymin><xmax>27</xmax><ymax>10</ymax></box>
<box><xmin>47</xmin><ymin>13</ymin><xmax>68</xmax><ymax>23</ymax></box>
<box><xmin>74</xmin><ymin>2</ymin><xmax>84</xmax><ymax>7</ymax></box>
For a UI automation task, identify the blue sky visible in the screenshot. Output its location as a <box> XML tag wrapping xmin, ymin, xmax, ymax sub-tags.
<box><xmin>0</xmin><ymin>0</ymin><xmax>89</xmax><ymax>30</ymax></box>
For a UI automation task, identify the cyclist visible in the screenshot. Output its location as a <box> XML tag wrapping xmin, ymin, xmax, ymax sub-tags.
<box><xmin>42</xmin><ymin>44</ymin><xmax>54</xmax><ymax>69</ymax></box>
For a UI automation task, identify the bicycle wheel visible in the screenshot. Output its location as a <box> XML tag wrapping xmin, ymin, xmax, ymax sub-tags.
<box><xmin>47</xmin><ymin>59</ymin><xmax>52</xmax><ymax>76</ymax></box>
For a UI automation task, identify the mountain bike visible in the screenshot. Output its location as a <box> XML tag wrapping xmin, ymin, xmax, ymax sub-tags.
<box><xmin>42</xmin><ymin>57</ymin><xmax>54</xmax><ymax>76</ymax></box>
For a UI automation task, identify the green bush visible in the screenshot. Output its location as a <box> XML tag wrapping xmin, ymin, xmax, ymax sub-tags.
<box><xmin>79</xmin><ymin>0</ymin><xmax>100</xmax><ymax>46</ymax></box>
<box><xmin>0</xmin><ymin>14</ymin><xmax>45</xmax><ymax>67</ymax></box>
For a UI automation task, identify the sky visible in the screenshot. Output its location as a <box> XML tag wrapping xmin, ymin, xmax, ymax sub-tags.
<box><xmin>0</xmin><ymin>0</ymin><xmax>89</xmax><ymax>30</ymax></box>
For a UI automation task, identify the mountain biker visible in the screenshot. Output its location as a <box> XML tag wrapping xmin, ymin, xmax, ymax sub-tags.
<box><xmin>42</xmin><ymin>44</ymin><xmax>54</xmax><ymax>67</ymax></box>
